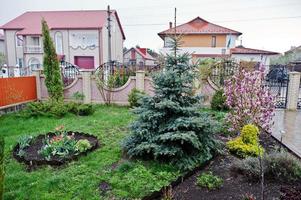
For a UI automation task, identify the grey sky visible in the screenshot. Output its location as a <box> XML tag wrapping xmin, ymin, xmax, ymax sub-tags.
<box><xmin>1</xmin><ymin>0</ymin><xmax>301</xmax><ymax>53</ymax></box>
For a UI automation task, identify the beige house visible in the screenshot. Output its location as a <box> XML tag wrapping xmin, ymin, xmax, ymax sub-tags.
<box><xmin>0</xmin><ymin>10</ymin><xmax>125</xmax><ymax>70</ymax></box>
<box><xmin>158</xmin><ymin>17</ymin><xmax>279</xmax><ymax>66</ymax></box>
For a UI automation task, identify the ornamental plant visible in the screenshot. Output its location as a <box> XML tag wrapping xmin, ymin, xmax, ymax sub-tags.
<box><xmin>224</xmin><ymin>66</ymin><xmax>275</xmax><ymax>133</ymax></box>
<box><xmin>196</xmin><ymin>171</ymin><xmax>223</xmax><ymax>190</ymax></box>
<box><xmin>42</xmin><ymin>19</ymin><xmax>64</xmax><ymax>102</ymax></box>
<box><xmin>227</xmin><ymin>124</ymin><xmax>263</xmax><ymax>158</ymax></box>
<box><xmin>122</xmin><ymin>37</ymin><xmax>217</xmax><ymax>171</ymax></box>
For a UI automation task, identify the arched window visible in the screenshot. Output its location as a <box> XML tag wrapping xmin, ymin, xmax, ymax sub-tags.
<box><xmin>28</xmin><ymin>57</ymin><xmax>41</xmax><ymax>70</ymax></box>
<box><xmin>55</xmin><ymin>32</ymin><xmax>63</xmax><ymax>55</ymax></box>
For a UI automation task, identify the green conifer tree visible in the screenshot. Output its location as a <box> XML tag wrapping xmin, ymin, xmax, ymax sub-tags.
<box><xmin>122</xmin><ymin>38</ymin><xmax>217</xmax><ymax>170</ymax></box>
<box><xmin>42</xmin><ymin>19</ymin><xmax>63</xmax><ymax>102</ymax></box>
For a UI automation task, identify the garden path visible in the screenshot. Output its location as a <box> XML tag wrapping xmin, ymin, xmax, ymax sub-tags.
<box><xmin>272</xmin><ymin>110</ymin><xmax>301</xmax><ymax>158</ymax></box>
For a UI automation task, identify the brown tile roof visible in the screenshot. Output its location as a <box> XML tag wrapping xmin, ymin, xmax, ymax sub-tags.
<box><xmin>230</xmin><ymin>46</ymin><xmax>279</xmax><ymax>55</ymax></box>
<box><xmin>0</xmin><ymin>10</ymin><xmax>125</xmax><ymax>39</ymax></box>
<box><xmin>158</xmin><ymin>17</ymin><xmax>242</xmax><ymax>39</ymax></box>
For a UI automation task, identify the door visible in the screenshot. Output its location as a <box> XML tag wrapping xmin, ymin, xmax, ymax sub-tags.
<box><xmin>74</xmin><ymin>56</ymin><xmax>94</xmax><ymax>69</ymax></box>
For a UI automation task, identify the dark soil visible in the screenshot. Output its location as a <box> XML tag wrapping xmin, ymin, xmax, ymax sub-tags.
<box><xmin>13</xmin><ymin>131</ymin><xmax>99</xmax><ymax>170</ymax></box>
<box><xmin>161</xmin><ymin>134</ymin><xmax>301</xmax><ymax>200</ymax></box>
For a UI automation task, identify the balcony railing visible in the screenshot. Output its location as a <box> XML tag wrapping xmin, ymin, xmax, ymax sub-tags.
<box><xmin>24</xmin><ymin>46</ymin><xmax>43</xmax><ymax>53</ymax></box>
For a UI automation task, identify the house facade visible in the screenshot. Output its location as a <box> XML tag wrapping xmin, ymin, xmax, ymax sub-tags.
<box><xmin>0</xmin><ymin>10</ymin><xmax>125</xmax><ymax>70</ymax></box>
<box><xmin>158</xmin><ymin>17</ymin><xmax>242</xmax><ymax>60</ymax></box>
<box><xmin>158</xmin><ymin>17</ymin><xmax>279</xmax><ymax>66</ymax></box>
<box><xmin>0</xmin><ymin>34</ymin><xmax>4</xmax><ymax>56</ymax></box>
<box><xmin>123</xmin><ymin>47</ymin><xmax>156</xmax><ymax>67</ymax></box>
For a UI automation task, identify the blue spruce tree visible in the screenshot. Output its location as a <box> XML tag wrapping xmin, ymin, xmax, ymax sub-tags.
<box><xmin>123</xmin><ymin>38</ymin><xmax>217</xmax><ymax>170</ymax></box>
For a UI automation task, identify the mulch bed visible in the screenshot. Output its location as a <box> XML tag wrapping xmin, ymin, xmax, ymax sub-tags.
<box><xmin>13</xmin><ymin>131</ymin><xmax>99</xmax><ymax>170</ymax></box>
<box><xmin>150</xmin><ymin>134</ymin><xmax>301</xmax><ymax>200</ymax></box>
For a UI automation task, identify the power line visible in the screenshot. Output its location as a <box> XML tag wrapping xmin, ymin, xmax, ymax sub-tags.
<box><xmin>123</xmin><ymin>15</ymin><xmax>301</xmax><ymax>27</ymax></box>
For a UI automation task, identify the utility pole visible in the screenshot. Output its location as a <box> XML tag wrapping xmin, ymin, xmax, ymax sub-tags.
<box><xmin>107</xmin><ymin>5</ymin><xmax>112</xmax><ymax>64</ymax></box>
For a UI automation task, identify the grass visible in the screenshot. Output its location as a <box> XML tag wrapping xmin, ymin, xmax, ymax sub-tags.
<box><xmin>0</xmin><ymin>105</ymin><xmax>179</xmax><ymax>200</ymax></box>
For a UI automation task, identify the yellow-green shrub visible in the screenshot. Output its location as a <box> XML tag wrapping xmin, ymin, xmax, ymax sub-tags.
<box><xmin>227</xmin><ymin>124</ymin><xmax>263</xmax><ymax>158</ymax></box>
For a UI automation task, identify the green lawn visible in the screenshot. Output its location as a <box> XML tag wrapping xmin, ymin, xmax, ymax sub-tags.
<box><xmin>0</xmin><ymin>105</ymin><xmax>179</xmax><ymax>200</ymax></box>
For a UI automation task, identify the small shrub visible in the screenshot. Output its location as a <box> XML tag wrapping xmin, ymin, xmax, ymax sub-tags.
<box><xmin>77</xmin><ymin>104</ymin><xmax>94</xmax><ymax>116</ymax></box>
<box><xmin>211</xmin><ymin>90</ymin><xmax>228</xmax><ymax>111</ymax></box>
<box><xmin>0</xmin><ymin>136</ymin><xmax>4</xmax><ymax>200</ymax></box>
<box><xmin>128</xmin><ymin>88</ymin><xmax>145</xmax><ymax>107</ymax></box>
<box><xmin>49</xmin><ymin>101</ymin><xmax>68</xmax><ymax>118</ymax></box>
<box><xmin>72</xmin><ymin>92</ymin><xmax>85</xmax><ymax>102</ymax></box>
<box><xmin>196</xmin><ymin>171</ymin><xmax>223</xmax><ymax>190</ymax></box>
<box><xmin>227</xmin><ymin>124</ymin><xmax>263</xmax><ymax>158</ymax></box>
<box><xmin>75</xmin><ymin>139</ymin><xmax>92</xmax><ymax>153</ymax></box>
<box><xmin>232</xmin><ymin>151</ymin><xmax>301</xmax><ymax>182</ymax></box>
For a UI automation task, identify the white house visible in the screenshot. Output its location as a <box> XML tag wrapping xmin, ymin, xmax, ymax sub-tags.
<box><xmin>0</xmin><ymin>10</ymin><xmax>125</xmax><ymax>71</ymax></box>
<box><xmin>123</xmin><ymin>47</ymin><xmax>156</xmax><ymax>67</ymax></box>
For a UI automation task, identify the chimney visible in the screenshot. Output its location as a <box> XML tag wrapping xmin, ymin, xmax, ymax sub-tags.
<box><xmin>169</xmin><ymin>22</ymin><xmax>172</xmax><ymax>29</ymax></box>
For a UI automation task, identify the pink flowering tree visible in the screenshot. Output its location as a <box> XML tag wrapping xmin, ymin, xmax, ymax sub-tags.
<box><xmin>224</xmin><ymin>66</ymin><xmax>275</xmax><ymax>133</ymax></box>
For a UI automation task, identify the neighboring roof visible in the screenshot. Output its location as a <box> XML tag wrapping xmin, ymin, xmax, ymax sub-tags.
<box><xmin>0</xmin><ymin>10</ymin><xmax>125</xmax><ymax>39</ymax></box>
<box><xmin>124</xmin><ymin>47</ymin><xmax>156</xmax><ymax>60</ymax></box>
<box><xmin>158</xmin><ymin>17</ymin><xmax>242</xmax><ymax>39</ymax></box>
<box><xmin>230</xmin><ymin>46</ymin><xmax>279</xmax><ymax>55</ymax></box>
<box><xmin>285</xmin><ymin>45</ymin><xmax>301</xmax><ymax>54</ymax></box>
<box><xmin>192</xmin><ymin>54</ymin><xmax>230</xmax><ymax>58</ymax></box>
<box><xmin>0</xmin><ymin>33</ymin><xmax>4</xmax><ymax>41</ymax></box>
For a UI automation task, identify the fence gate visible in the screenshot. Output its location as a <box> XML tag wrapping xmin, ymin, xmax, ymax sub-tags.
<box><xmin>265</xmin><ymin>65</ymin><xmax>289</xmax><ymax>109</ymax></box>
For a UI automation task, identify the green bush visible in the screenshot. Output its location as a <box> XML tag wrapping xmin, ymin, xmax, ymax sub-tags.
<box><xmin>0</xmin><ymin>136</ymin><xmax>4</xmax><ymax>200</ymax></box>
<box><xmin>77</xmin><ymin>104</ymin><xmax>94</xmax><ymax>116</ymax></box>
<box><xmin>20</xmin><ymin>101</ymin><xmax>94</xmax><ymax>118</ymax></box>
<box><xmin>75</xmin><ymin>139</ymin><xmax>92</xmax><ymax>153</ymax></box>
<box><xmin>196</xmin><ymin>171</ymin><xmax>223</xmax><ymax>190</ymax></box>
<box><xmin>232</xmin><ymin>151</ymin><xmax>301</xmax><ymax>182</ymax></box>
<box><xmin>128</xmin><ymin>88</ymin><xmax>145</xmax><ymax>108</ymax></box>
<box><xmin>211</xmin><ymin>90</ymin><xmax>228</xmax><ymax>111</ymax></box>
<box><xmin>227</xmin><ymin>124</ymin><xmax>263</xmax><ymax>158</ymax></box>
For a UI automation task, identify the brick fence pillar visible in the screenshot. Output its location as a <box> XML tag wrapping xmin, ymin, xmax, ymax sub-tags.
<box><xmin>135</xmin><ymin>70</ymin><xmax>145</xmax><ymax>91</ymax></box>
<box><xmin>32</xmin><ymin>70</ymin><xmax>41</xmax><ymax>100</ymax></box>
<box><xmin>287</xmin><ymin>72</ymin><xmax>301</xmax><ymax>110</ymax></box>
<box><xmin>81</xmin><ymin>70</ymin><xmax>92</xmax><ymax>104</ymax></box>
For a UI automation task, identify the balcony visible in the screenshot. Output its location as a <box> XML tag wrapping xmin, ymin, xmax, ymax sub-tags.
<box><xmin>24</xmin><ymin>46</ymin><xmax>43</xmax><ymax>54</ymax></box>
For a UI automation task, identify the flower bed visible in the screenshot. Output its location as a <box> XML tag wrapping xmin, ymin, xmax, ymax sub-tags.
<box><xmin>13</xmin><ymin>131</ymin><xmax>99</xmax><ymax>169</ymax></box>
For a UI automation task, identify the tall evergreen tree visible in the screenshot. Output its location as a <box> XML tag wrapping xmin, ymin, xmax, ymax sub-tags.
<box><xmin>122</xmin><ymin>38</ymin><xmax>217</xmax><ymax>170</ymax></box>
<box><xmin>42</xmin><ymin>19</ymin><xmax>63</xmax><ymax>102</ymax></box>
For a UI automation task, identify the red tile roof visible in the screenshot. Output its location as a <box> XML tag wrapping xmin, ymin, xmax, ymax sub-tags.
<box><xmin>125</xmin><ymin>47</ymin><xmax>156</xmax><ymax>60</ymax></box>
<box><xmin>192</xmin><ymin>54</ymin><xmax>230</xmax><ymax>58</ymax></box>
<box><xmin>230</xmin><ymin>46</ymin><xmax>279</xmax><ymax>55</ymax></box>
<box><xmin>0</xmin><ymin>10</ymin><xmax>125</xmax><ymax>39</ymax></box>
<box><xmin>158</xmin><ymin>17</ymin><xmax>242</xmax><ymax>39</ymax></box>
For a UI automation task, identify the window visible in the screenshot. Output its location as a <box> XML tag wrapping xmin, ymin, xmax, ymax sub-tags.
<box><xmin>28</xmin><ymin>57</ymin><xmax>41</xmax><ymax>70</ymax></box>
<box><xmin>55</xmin><ymin>32</ymin><xmax>63</xmax><ymax>55</ymax></box>
<box><xmin>70</xmin><ymin>33</ymin><xmax>98</xmax><ymax>48</ymax></box>
<box><xmin>16</xmin><ymin>35</ymin><xmax>23</xmax><ymax>47</ymax></box>
<box><xmin>211</xmin><ymin>36</ymin><xmax>216</xmax><ymax>47</ymax></box>
<box><xmin>17</xmin><ymin>58</ymin><xmax>23</xmax><ymax>68</ymax></box>
<box><xmin>164</xmin><ymin>37</ymin><xmax>173</xmax><ymax>47</ymax></box>
<box><xmin>32</xmin><ymin>37</ymin><xmax>40</xmax><ymax>46</ymax></box>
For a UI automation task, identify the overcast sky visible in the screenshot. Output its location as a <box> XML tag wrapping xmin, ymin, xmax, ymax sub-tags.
<box><xmin>1</xmin><ymin>0</ymin><xmax>301</xmax><ymax>53</ymax></box>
